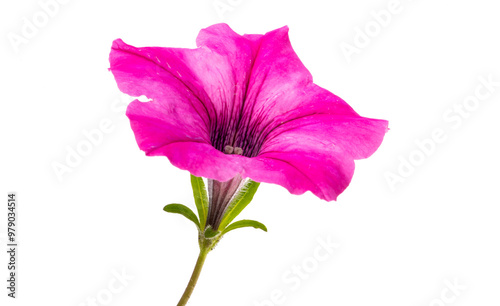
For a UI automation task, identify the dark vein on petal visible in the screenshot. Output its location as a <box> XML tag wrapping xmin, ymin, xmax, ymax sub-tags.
<box><xmin>112</xmin><ymin>46</ymin><xmax>214</xmax><ymax>130</ymax></box>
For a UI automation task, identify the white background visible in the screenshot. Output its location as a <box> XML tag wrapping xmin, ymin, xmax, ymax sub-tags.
<box><xmin>1</xmin><ymin>0</ymin><xmax>499</xmax><ymax>305</ymax></box>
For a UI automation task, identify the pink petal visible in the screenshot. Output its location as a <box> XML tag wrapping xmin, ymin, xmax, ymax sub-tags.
<box><xmin>253</xmin><ymin>114</ymin><xmax>388</xmax><ymax>201</ymax></box>
<box><xmin>110</xmin><ymin>39</ymin><xmax>214</xmax><ymax>151</ymax></box>
<box><xmin>243</xmin><ymin>147</ymin><xmax>354</xmax><ymax>201</ymax></box>
<box><xmin>262</xmin><ymin>84</ymin><xmax>389</xmax><ymax>160</ymax></box>
<box><xmin>186</xmin><ymin>24</ymin><xmax>261</xmax><ymax>118</ymax></box>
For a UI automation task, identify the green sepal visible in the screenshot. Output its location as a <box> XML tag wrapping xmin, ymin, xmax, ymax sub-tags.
<box><xmin>190</xmin><ymin>175</ymin><xmax>209</xmax><ymax>230</ymax></box>
<box><xmin>204</xmin><ymin>226</ymin><xmax>220</xmax><ymax>239</ymax></box>
<box><xmin>222</xmin><ymin>219</ymin><xmax>267</xmax><ymax>235</ymax></box>
<box><xmin>163</xmin><ymin>203</ymin><xmax>200</xmax><ymax>230</ymax></box>
<box><xmin>218</xmin><ymin>180</ymin><xmax>260</xmax><ymax>230</ymax></box>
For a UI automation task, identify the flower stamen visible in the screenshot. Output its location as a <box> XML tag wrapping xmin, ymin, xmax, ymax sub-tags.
<box><xmin>224</xmin><ymin>145</ymin><xmax>243</xmax><ymax>155</ymax></box>
<box><xmin>233</xmin><ymin>147</ymin><xmax>243</xmax><ymax>155</ymax></box>
<box><xmin>224</xmin><ymin>145</ymin><xmax>234</xmax><ymax>154</ymax></box>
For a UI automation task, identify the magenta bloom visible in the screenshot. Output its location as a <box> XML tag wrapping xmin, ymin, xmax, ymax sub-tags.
<box><xmin>109</xmin><ymin>24</ymin><xmax>388</xmax><ymax>202</ymax></box>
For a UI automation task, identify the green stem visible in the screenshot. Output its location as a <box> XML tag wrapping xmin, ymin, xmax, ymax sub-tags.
<box><xmin>177</xmin><ymin>247</ymin><xmax>210</xmax><ymax>306</ymax></box>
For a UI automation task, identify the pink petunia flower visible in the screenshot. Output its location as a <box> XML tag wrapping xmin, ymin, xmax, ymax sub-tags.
<box><xmin>109</xmin><ymin>24</ymin><xmax>388</xmax><ymax>226</ymax></box>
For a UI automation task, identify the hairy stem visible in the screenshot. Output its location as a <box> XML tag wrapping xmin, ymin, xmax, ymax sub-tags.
<box><xmin>177</xmin><ymin>247</ymin><xmax>210</xmax><ymax>306</ymax></box>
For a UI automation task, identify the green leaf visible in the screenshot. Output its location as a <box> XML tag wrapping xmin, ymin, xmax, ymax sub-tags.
<box><xmin>222</xmin><ymin>219</ymin><xmax>267</xmax><ymax>235</ymax></box>
<box><xmin>218</xmin><ymin>180</ymin><xmax>260</xmax><ymax>230</ymax></box>
<box><xmin>204</xmin><ymin>226</ymin><xmax>220</xmax><ymax>238</ymax></box>
<box><xmin>190</xmin><ymin>175</ymin><xmax>209</xmax><ymax>229</ymax></box>
<box><xmin>163</xmin><ymin>203</ymin><xmax>200</xmax><ymax>230</ymax></box>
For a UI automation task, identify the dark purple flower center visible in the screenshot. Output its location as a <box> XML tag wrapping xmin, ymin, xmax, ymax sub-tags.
<box><xmin>209</xmin><ymin>106</ymin><xmax>271</xmax><ymax>158</ymax></box>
